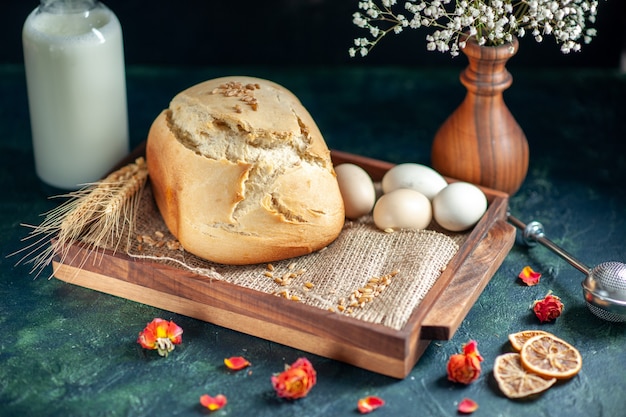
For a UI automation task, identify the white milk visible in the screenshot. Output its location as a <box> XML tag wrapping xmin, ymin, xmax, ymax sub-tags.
<box><xmin>23</xmin><ymin>2</ymin><xmax>129</xmax><ymax>190</ymax></box>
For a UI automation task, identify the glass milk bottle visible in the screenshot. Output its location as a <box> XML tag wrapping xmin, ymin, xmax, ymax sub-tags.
<box><xmin>23</xmin><ymin>0</ymin><xmax>129</xmax><ymax>190</ymax></box>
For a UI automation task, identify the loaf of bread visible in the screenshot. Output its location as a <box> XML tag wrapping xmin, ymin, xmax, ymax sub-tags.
<box><xmin>146</xmin><ymin>76</ymin><xmax>345</xmax><ymax>265</ymax></box>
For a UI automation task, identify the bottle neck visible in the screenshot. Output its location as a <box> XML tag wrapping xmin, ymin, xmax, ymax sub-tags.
<box><xmin>39</xmin><ymin>0</ymin><xmax>99</xmax><ymax>13</ymax></box>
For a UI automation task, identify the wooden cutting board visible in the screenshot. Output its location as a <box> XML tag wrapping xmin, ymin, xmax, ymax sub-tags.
<box><xmin>52</xmin><ymin>149</ymin><xmax>515</xmax><ymax>378</ymax></box>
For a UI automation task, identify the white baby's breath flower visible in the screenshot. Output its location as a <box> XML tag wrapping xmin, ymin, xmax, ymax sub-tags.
<box><xmin>350</xmin><ymin>0</ymin><xmax>603</xmax><ymax>58</ymax></box>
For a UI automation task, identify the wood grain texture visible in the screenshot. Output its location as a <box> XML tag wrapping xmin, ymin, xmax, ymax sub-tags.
<box><xmin>431</xmin><ymin>36</ymin><xmax>529</xmax><ymax>195</ymax></box>
<box><xmin>52</xmin><ymin>149</ymin><xmax>515</xmax><ymax>378</ymax></box>
<box><xmin>421</xmin><ymin>219</ymin><xmax>515</xmax><ymax>340</ymax></box>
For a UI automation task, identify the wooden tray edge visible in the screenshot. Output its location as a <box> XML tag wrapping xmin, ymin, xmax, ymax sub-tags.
<box><xmin>420</xmin><ymin>219</ymin><xmax>515</xmax><ymax>339</ymax></box>
<box><xmin>52</xmin><ymin>260</ymin><xmax>425</xmax><ymax>378</ymax></box>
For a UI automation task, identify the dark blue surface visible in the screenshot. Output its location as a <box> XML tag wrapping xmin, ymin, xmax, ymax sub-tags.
<box><xmin>1</xmin><ymin>64</ymin><xmax>625</xmax><ymax>416</ymax></box>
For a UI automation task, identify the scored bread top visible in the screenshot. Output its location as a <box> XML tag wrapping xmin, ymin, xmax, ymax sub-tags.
<box><xmin>167</xmin><ymin>76</ymin><xmax>331</xmax><ymax>166</ymax></box>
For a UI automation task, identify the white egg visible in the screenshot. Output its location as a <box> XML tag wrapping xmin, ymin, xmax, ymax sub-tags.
<box><xmin>382</xmin><ymin>163</ymin><xmax>448</xmax><ymax>200</ymax></box>
<box><xmin>335</xmin><ymin>163</ymin><xmax>376</xmax><ymax>219</ymax></box>
<box><xmin>433</xmin><ymin>182</ymin><xmax>488</xmax><ymax>232</ymax></box>
<box><xmin>373</xmin><ymin>189</ymin><xmax>432</xmax><ymax>231</ymax></box>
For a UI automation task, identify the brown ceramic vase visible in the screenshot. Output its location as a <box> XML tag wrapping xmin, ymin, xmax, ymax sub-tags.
<box><xmin>431</xmin><ymin>36</ymin><xmax>529</xmax><ymax>195</ymax></box>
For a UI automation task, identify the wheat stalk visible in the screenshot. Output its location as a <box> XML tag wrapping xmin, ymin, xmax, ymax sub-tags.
<box><xmin>11</xmin><ymin>157</ymin><xmax>149</xmax><ymax>278</ymax></box>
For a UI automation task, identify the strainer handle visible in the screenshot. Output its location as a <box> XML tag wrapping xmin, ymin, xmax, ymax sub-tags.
<box><xmin>508</xmin><ymin>213</ymin><xmax>591</xmax><ymax>275</ymax></box>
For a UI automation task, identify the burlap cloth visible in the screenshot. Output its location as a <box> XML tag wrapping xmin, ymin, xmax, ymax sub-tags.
<box><xmin>126</xmin><ymin>182</ymin><xmax>469</xmax><ymax>330</ymax></box>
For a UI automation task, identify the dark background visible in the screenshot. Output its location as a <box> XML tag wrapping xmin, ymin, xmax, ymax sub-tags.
<box><xmin>4</xmin><ymin>0</ymin><xmax>626</xmax><ymax>69</ymax></box>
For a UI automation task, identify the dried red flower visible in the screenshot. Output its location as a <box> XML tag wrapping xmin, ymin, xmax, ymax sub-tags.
<box><xmin>199</xmin><ymin>394</ymin><xmax>227</xmax><ymax>411</ymax></box>
<box><xmin>458</xmin><ymin>397</ymin><xmax>478</xmax><ymax>414</ymax></box>
<box><xmin>519</xmin><ymin>266</ymin><xmax>542</xmax><ymax>286</ymax></box>
<box><xmin>224</xmin><ymin>356</ymin><xmax>251</xmax><ymax>371</ymax></box>
<box><xmin>357</xmin><ymin>396</ymin><xmax>385</xmax><ymax>414</ymax></box>
<box><xmin>137</xmin><ymin>318</ymin><xmax>183</xmax><ymax>357</ymax></box>
<box><xmin>533</xmin><ymin>293</ymin><xmax>564</xmax><ymax>322</ymax></box>
<box><xmin>271</xmin><ymin>357</ymin><xmax>317</xmax><ymax>399</ymax></box>
<box><xmin>447</xmin><ymin>340</ymin><xmax>484</xmax><ymax>384</ymax></box>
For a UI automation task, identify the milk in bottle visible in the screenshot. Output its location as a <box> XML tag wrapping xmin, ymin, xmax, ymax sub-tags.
<box><xmin>23</xmin><ymin>0</ymin><xmax>129</xmax><ymax>190</ymax></box>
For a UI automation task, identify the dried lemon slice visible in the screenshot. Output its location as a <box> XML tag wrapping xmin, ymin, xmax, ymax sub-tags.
<box><xmin>508</xmin><ymin>330</ymin><xmax>551</xmax><ymax>352</ymax></box>
<box><xmin>519</xmin><ymin>334</ymin><xmax>583</xmax><ymax>380</ymax></box>
<box><xmin>494</xmin><ymin>353</ymin><xmax>557</xmax><ymax>399</ymax></box>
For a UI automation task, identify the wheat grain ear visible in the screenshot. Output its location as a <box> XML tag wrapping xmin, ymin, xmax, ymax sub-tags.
<box><xmin>9</xmin><ymin>157</ymin><xmax>149</xmax><ymax>279</ymax></box>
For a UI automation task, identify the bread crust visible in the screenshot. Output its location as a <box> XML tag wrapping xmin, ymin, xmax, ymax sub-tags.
<box><xmin>146</xmin><ymin>76</ymin><xmax>344</xmax><ymax>265</ymax></box>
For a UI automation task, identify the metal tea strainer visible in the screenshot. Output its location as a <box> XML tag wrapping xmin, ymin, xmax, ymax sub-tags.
<box><xmin>508</xmin><ymin>213</ymin><xmax>626</xmax><ymax>322</ymax></box>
